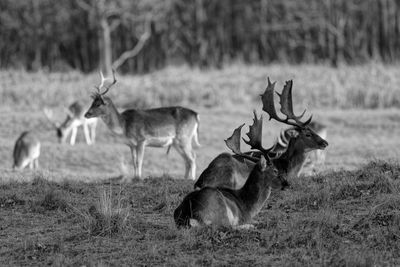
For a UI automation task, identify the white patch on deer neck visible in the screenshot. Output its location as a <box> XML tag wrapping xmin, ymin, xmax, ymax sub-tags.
<box><xmin>226</xmin><ymin>205</ymin><xmax>239</xmax><ymax>226</ymax></box>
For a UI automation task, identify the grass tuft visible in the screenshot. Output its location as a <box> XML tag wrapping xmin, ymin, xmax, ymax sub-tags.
<box><xmin>78</xmin><ymin>186</ymin><xmax>130</xmax><ymax>236</ymax></box>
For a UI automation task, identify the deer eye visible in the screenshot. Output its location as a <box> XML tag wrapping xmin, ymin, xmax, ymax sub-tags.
<box><xmin>305</xmin><ymin>132</ymin><xmax>312</xmax><ymax>137</ymax></box>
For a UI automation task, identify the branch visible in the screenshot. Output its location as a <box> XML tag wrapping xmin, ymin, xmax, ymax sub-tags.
<box><xmin>76</xmin><ymin>0</ymin><xmax>93</xmax><ymax>12</ymax></box>
<box><xmin>112</xmin><ymin>17</ymin><xmax>152</xmax><ymax>70</ymax></box>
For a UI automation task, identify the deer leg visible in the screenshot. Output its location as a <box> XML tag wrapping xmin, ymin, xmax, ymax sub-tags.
<box><xmin>90</xmin><ymin>123</ymin><xmax>96</xmax><ymax>144</ymax></box>
<box><xmin>174</xmin><ymin>141</ymin><xmax>196</xmax><ymax>180</ymax></box>
<box><xmin>34</xmin><ymin>158</ymin><xmax>39</xmax><ymax>169</ymax></box>
<box><xmin>129</xmin><ymin>146</ymin><xmax>138</xmax><ymax>180</ymax></box>
<box><xmin>83</xmin><ymin>123</ymin><xmax>92</xmax><ymax>145</ymax></box>
<box><xmin>29</xmin><ymin>160</ymin><xmax>34</xmax><ymax>170</ymax></box>
<box><xmin>70</xmin><ymin>127</ymin><xmax>77</xmax><ymax>145</ymax></box>
<box><xmin>136</xmin><ymin>142</ymin><xmax>146</xmax><ymax>179</ymax></box>
<box><xmin>182</xmin><ymin>143</ymin><xmax>196</xmax><ymax>180</ymax></box>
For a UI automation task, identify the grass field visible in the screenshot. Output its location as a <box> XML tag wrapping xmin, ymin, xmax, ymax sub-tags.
<box><xmin>1</xmin><ymin>64</ymin><xmax>400</xmax><ymax>265</ymax></box>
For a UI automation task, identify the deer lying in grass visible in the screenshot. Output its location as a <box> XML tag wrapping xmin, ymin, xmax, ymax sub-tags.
<box><xmin>84</xmin><ymin>70</ymin><xmax>200</xmax><ymax>180</ymax></box>
<box><xmin>174</xmin><ymin>155</ymin><xmax>288</xmax><ymax>228</ymax></box>
<box><xmin>13</xmin><ymin>131</ymin><xmax>41</xmax><ymax>170</ymax></box>
<box><xmin>44</xmin><ymin>101</ymin><xmax>98</xmax><ymax>145</ymax></box>
<box><xmin>194</xmin><ymin>79</ymin><xmax>328</xmax><ymax>190</ymax></box>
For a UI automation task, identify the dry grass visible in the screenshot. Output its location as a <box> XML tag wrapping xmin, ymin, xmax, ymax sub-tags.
<box><xmin>1</xmin><ymin>64</ymin><xmax>400</xmax><ymax>265</ymax></box>
<box><xmin>1</xmin><ymin>63</ymin><xmax>400</xmax><ymax>111</ymax></box>
<box><xmin>0</xmin><ymin>161</ymin><xmax>400</xmax><ymax>265</ymax></box>
<box><xmin>76</xmin><ymin>186</ymin><xmax>130</xmax><ymax>236</ymax></box>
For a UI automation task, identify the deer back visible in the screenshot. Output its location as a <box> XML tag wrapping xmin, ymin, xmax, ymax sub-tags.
<box><xmin>121</xmin><ymin>106</ymin><xmax>199</xmax><ymax>140</ymax></box>
<box><xmin>194</xmin><ymin>153</ymin><xmax>253</xmax><ymax>189</ymax></box>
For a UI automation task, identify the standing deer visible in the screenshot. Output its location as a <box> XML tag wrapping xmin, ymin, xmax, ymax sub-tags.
<box><xmin>174</xmin><ymin>155</ymin><xmax>287</xmax><ymax>228</ymax></box>
<box><xmin>44</xmin><ymin>101</ymin><xmax>98</xmax><ymax>145</ymax></box>
<box><xmin>84</xmin><ymin>70</ymin><xmax>200</xmax><ymax>180</ymax></box>
<box><xmin>13</xmin><ymin>131</ymin><xmax>41</xmax><ymax>170</ymax></box>
<box><xmin>194</xmin><ymin>78</ymin><xmax>328</xmax><ymax>190</ymax></box>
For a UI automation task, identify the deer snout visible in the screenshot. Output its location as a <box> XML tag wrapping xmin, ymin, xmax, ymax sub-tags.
<box><xmin>319</xmin><ymin>139</ymin><xmax>329</xmax><ymax>149</ymax></box>
<box><xmin>84</xmin><ymin>111</ymin><xmax>93</xmax><ymax>118</ymax></box>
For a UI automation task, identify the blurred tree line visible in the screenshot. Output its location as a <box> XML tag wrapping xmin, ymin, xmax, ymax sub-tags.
<box><xmin>1</xmin><ymin>0</ymin><xmax>400</xmax><ymax>73</ymax></box>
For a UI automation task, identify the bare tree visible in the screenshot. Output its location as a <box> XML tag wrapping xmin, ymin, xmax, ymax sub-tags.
<box><xmin>77</xmin><ymin>0</ymin><xmax>151</xmax><ymax>74</ymax></box>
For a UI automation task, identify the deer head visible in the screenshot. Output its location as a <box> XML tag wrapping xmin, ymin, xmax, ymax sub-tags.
<box><xmin>261</xmin><ymin>78</ymin><xmax>328</xmax><ymax>153</ymax></box>
<box><xmin>85</xmin><ymin>69</ymin><xmax>117</xmax><ymax>118</ymax></box>
<box><xmin>225</xmin><ymin>78</ymin><xmax>328</xmax><ymax>162</ymax></box>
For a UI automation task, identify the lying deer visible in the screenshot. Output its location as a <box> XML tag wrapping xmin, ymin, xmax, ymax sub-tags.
<box><xmin>194</xmin><ymin>78</ymin><xmax>328</xmax><ymax>190</ymax></box>
<box><xmin>174</xmin><ymin>155</ymin><xmax>288</xmax><ymax>228</ymax></box>
<box><xmin>84</xmin><ymin>70</ymin><xmax>200</xmax><ymax>180</ymax></box>
<box><xmin>44</xmin><ymin>101</ymin><xmax>98</xmax><ymax>145</ymax></box>
<box><xmin>13</xmin><ymin>131</ymin><xmax>41</xmax><ymax>170</ymax></box>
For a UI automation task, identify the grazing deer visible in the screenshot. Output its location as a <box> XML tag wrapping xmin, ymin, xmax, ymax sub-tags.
<box><xmin>44</xmin><ymin>101</ymin><xmax>98</xmax><ymax>145</ymax></box>
<box><xmin>13</xmin><ymin>131</ymin><xmax>41</xmax><ymax>170</ymax></box>
<box><xmin>194</xmin><ymin>78</ymin><xmax>328</xmax><ymax>190</ymax></box>
<box><xmin>174</xmin><ymin>155</ymin><xmax>287</xmax><ymax>228</ymax></box>
<box><xmin>84</xmin><ymin>70</ymin><xmax>200</xmax><ymax>180</ymax></box>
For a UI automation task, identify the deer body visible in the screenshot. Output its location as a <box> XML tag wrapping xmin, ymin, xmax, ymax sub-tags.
<box><xmin>13</xmin><ymin>131</ymin><xmax>41</xmax><ymax>170</ymax></box>
<box><xmin>174</xmin><ymin>157</ymin><xmax>285</xmax><ymax>228</ymax></box>
<box><xmin>44</xmin><ymin>101</ymin><xmax>98</xmax><ymax>145</ymax></box>
<box><xmin>85</xmin><ymin>71</ymin><xmax>200</xmax><ymax>180</ymax></box>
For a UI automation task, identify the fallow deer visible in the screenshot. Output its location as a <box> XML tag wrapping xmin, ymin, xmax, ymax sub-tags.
<box><xmin>84</xmin><ymin>70</ymin><xmax>200</xmax><ymax>180</ymax></box>
<box><xmin>44</xmin><ymin>101</ymin><xmax>98</xmax><ymax>145</ymax></box>
<box><xmin>13</xmin><ymin>131</ymin><xmax>41</xmax><ymax>170</ymax></box>
<box><xmin>174</xmin><ymin>155</ymin><xmax>287</xmax><ymax>228</ymax></box>
<box><xmin>194</xmin><ymin>78</ymin><xmax>328</xmax><ymax>190</ymax></box>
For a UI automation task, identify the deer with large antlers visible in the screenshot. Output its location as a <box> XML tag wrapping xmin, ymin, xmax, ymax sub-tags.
<box><xmin>174</xmin><ymin>155</ymin><xmax>288</xmax><ymax>228</ymax></box>
<box><xmin>44</xmin><ymin>101</ymin><xmax>98</xmax><ymax>145</ymax></box>
<box><xmin>194</xmin><ymin>78</ymin><xmax>328</xmax><ymax>190</ymax></box>
<box><xmin>84</xmin><ymin>70</ymin><xmax>200</xmax><ymax>180</ymax></box>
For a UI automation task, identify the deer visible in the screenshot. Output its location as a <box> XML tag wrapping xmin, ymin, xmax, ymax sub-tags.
<box><xmin>174</xmin><ymin>155</ymin><xmax>288</xmax><ymax>228</ymax></box>
<box><xmin>13</xmin><ymin>131</ymin><xmax>41</xmax><ymax>170</ymax></box>
<box><xmin>84</xmin><ymin>70</ymin><xmax>200</xmax><ymax>181</ymax></box>
<box><xmin>194</xmin><ymin>78</ymin><xmax>328</xmax><ymax>190</ymax></box>
<box><xmin>44</xmin><ymin>101</ymin><xmax>98</xmax><ymax>145</ymax></box>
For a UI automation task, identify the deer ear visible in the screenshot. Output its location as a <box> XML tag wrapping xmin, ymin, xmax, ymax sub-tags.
<box><xmin>259</xmin><ymin>155</ymin><xmax>267</xmax><ymax>171</ymax></box>
<box><xmin>286</xmin><ymin>128</ymin><xmax>299</xmax><ymax>138</ymax></box>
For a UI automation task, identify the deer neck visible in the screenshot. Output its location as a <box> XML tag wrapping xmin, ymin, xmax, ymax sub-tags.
<box><xmin>283</xmin><ymin>139</ymin><xmax>307</xmax><ymax>178</ymax></box>
<box><xmin>101</xmin><ymin>99</ymin><xmax>125</xmax><ymax>136</ymax></box>
<box><xmin>238</xmin><ymin>168</ymin><xmax>271</xmax><ymax>218</ymax></box>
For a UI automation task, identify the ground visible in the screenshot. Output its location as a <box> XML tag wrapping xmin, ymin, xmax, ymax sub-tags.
<box><xmin>0</xmin><ymin>65</ymin><xmax>400</xmax><ymax>266</ymax></box>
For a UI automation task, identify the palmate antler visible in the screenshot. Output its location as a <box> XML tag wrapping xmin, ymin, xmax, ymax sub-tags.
<box><xmin>261</xmin><ymin>78</ymin><xmax>312</xmax><ymax>128</ymax></box>
<box><xmin>95</xmin><ymin>69</ymin><xmax>117</xmax><ymax>96</ymax></box>
<box><xmin>225</xmin><ymin>77</ymin><xmax>313</xmax><ymax>161</ymax></box>
<box><xmin>225</xmin><ymin>123</ymin><xmax>259</xmax><ymax>162</ymax></box>
<box><xmin>225</xmin><ymin>111</ymin><xmax>274</xmax><ymax>162</ymax></box>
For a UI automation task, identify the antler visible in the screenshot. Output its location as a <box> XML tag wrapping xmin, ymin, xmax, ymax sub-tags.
<box><xmin>96</xmin><ymin>69</ymin><xmax>117</xmax><ymax>96</ymax></box>
<box><xmin>261</xmin><ymin>78</ymin><xmax>312</xmax><ymax>128</ymax></box>
<box><xmin>243</xmin><ymin>110</ymin><xmax>272</xmax><ymax>154</ymax></box>
<box><xmin>100</xmin><ymin>69</ymin><xmax>117</xmax><ymax>96</ymax></box>
<box><xmin>224</xmin><ymin>124</ymin><xmax>259</xmax><ymax>162</ymax></box>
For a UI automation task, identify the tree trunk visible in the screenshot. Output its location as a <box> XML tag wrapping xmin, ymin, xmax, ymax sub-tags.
<box><xmin>99</xmin><ymin>17</ymin><xmax>112</xmax><ymax>75</ymax></box>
